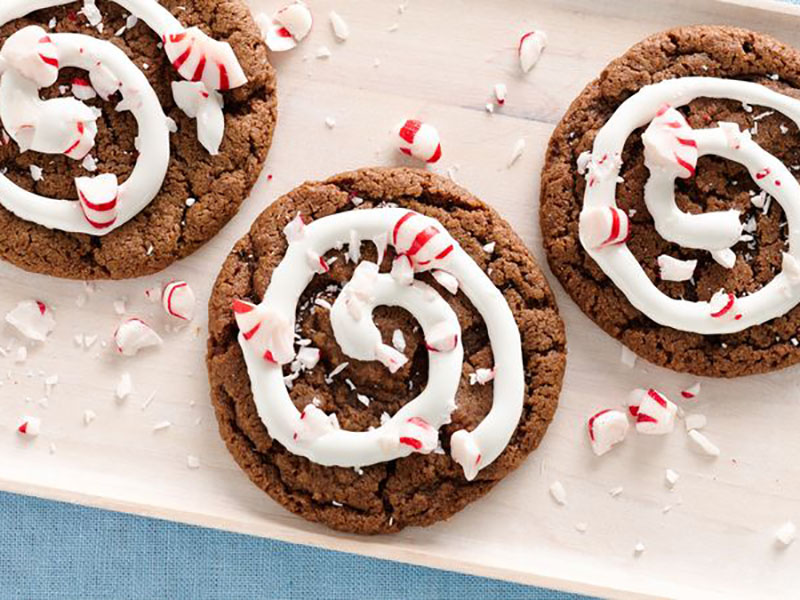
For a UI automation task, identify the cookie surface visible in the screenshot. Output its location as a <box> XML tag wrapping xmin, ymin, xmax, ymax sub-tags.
<box><xmin>541</xmin><ymin>25</ymin><xmax>800</xmax><ymax>377</ymax></box>
<box><xmin>0</xmin><ymin>0</ymin><xmax>276</xmax><ymax>279</ymax></box>
<box><xmin>207</xmin><ymin>167</ymin><xmax>566</xmax><ymax>534</ymax></box>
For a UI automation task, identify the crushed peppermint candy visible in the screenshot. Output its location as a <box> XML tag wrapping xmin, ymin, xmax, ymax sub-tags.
<box><xmin>115</xmin><ymin>372</ymin><xmax>133</xmax><ymax>401</ymax></box>
<box><xmin>6</xmin><ymin>300</ymin><xmax>56</xmax><ymax>342</ymax></box>
<box><xmin>549</xmin><ymin>480</ymin><xmax>567</xmax><ymax>505</ymax></box>
<box><xmin>681</xmin><ymin>382</ymin><xmax>701</xmax><ymax>399</ymax></box>
<box><xmin>153</xmin><ymin>420</ymin><xmax>172</xmax><ymax>432</ymax></box>
<box><xmin>776</xmin><ymin>521</ymin><xmax>797</xmax><ymax>547</ymax></box>
<box><xmin>329</xmin><ymin>10</ymin><xmax>350</xmax><ymax>41</ymax></box>
<box><xmin>620</xmin><ymin>345</ymin><xmax>637</xmax><ymax>368</ymax></box>
<box><xmin>665</xmin><ymin>468</ymin><xmax>680</xmax><ymax>489</ymax></box>
<box><xmin>684</xmin><ymin>413</ymin><xmax>707</xmax><ymax>431</ymax></box>
<box><xmin>83</xmin><ymin>409</ymin><xmax>97</xmax><ymax>425</ymax></box>
<box><xmin>17</xmin><ymin>416</ymin><xmax>41</xmax><ymax>437</ymax></box>
<box><xmin>391</xmin><ymin>329</ymin><xmax>406</xmax><ymax>352</ymax></box>
<box><xmin>508</xmin><ymin>138</ymin><xmax>525</xmax><ymax>167</ymax></box>
<box><xmin>469</xmin><ymin>367</ymin><xmax>495</xmax><ymax>385</ymax></box>
<box><xmin>688</xmin><ymin>429</ymin><xmax>720</xmax><ymax>457</ymax></box>
<box><xmin>187</xmin><ymin>455</ymin><xmax>201</xmax><ymax>469</ymax></box>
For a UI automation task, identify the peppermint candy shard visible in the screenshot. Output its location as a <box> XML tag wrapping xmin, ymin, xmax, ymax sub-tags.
<box><xmin>469</xmin><ymin>367</ymin><xmax>495</xmax><ymax>385</ymax></box>
<box><xmin>657</xmin><ymin>255</ymin><xmax>697</xmax><ymax>282</ymax></box>
<box><xmin>398</xmin><ymin>416</ymin><xmax>438</xmax><ymax>453</ymax></box>
<box><xmin>587</xmin><ymin>409</ymin><xmax>629</xmax><ymax>456</ymax></box>
<box><xmin>71</xmin><ymin>77</ymin><xmax>97</xmax><ymax>101</ymax></box>
<box><xmin>171</xmin><ymin>81</ymin><xmax>225</xmax><ymax>155</ymax></box>
<box><xmin>518</xmin><ymin>30</ymin><xmax>547</xmax><ymax>73</ymax></box>
<box><xmin>2</xmin><ymin>26</ymin><xmax>60</xmax><ymax>87</ymax></box>
<box><xmin>391</xmin><ymin>211</ymin><xmax>455</xmax><ymax>271</ymax></box>
<box><xmin>710</xmin><ymin>248</ymin><xmax>736</xmax><ymax>270</ymax></box>
<box><xmin>232</xmin><ymin>300</ymin><xmax>294</xmax><ymax>364</ymax></box>
<box><xmin>76</xmin><ymin>173</ymin><xmax>119</xmax><ymax>229</ymax></box>
<box><xmin>632</xmin><ymin>388</ymin><xmax>677</xmax><ymax>435</ymax></box>
<box><xmin>329</xmin><ymin>10</ymin><xmax>350</xmax><ymax>41</ymax></box>
<box><xmin>424</xmin><ymin>321</ymin><xmax>459</xmax><ymax>353</ymax></box>
<box><xmin>294</xmin><ymin>403</ymin><xmax>339</xmax><ymax>443</ymax></box>
<box><xmin>114</xmin><ymin>318</ymin><xmax>163</xmax><ymax>356</ymax></box>
<box><xmin>306</xmin><ymin>249</ymin><xmax>330</xmax><ymax>274</ymax></box>
<box><xmin>162</xmin><ymin>281</ymin><xmax>196</xmax><ymax>321</ymax></box>
<box><xmin>580</xmin><ymin>206</ymin><xmax>630</xmax><ymax>249</ymax></box>
<box><xmin>431</xmin><ymin>269</ymin><xmax>459</xmax><ymax>295</ymax></box>
<box><xmin>17</xmin><ymin>415</ymin><xmax>41</xmax><ymax>437</ymax></box>
<box><xmin>688</xmin><ymin>429</ymin><xmax>720</xmax><ymax>457</ymax></box>
<box><xmin>162</xmin><ymin>28</ymin><xmax>247</xmax><ymax>91</ymax></box>
<box><xmin>776</xmin><ymin>521</ymin><xmax>797</xmax><ymax>547</ymax></box>
<box><xmin>395</xmin><ymin>119</ymin><xmax>442</xmax><ymax>163</ymax></box>
<box><xmin>642</xmin><ymin>104</ymin><xmax>698</xmax><ymax>178</ymax></box>
<box><xmin>680</xmin><ymin>382</ymin><xmax>701</xmax><ymax>400</ymax></box>
<box><xmin>375</xmin><ymin>343</ymin><xmax>408</xmax><ymax>373</ymax></box>
<box><xmin>89</xmin><ymin>61</ymin><xmax>120</xmax><ymax>100</ymax></box>
<box><xmin>274</xmin><ymin>1</ymin><xmax>313</xmax><ymax>41</ymax></box>
<box><xmin>6</xmin><ymin>300</ymin><xmax>55</xmax><ymax>341</ymax></box>
<box><xmin>390</xmin><ymin>254</ymin><xmax>414</xmax><ymax>285</ymax></box>
<box><xmin>450</xmin><ymin>429</ymin><xmax>481</xmax><ymax>480</ymax></box>
<box><xmin>709</xmin><ymin>289</ymin><xmax>740</xmax><ymax>320</ymax></box>
<box><xmin>259</xmin><ymin>16</ymin><xmax>297</xmax><ymax>52</ymax></box>
<box><xmin>283</xmin><ymin>212</ymin><xmax>307</xmax><ymax>243</ymax></box>
<box><xmin>296</xmin><ymin>346</ymin><xmax>320</xmax><ymax>370</ymax></box>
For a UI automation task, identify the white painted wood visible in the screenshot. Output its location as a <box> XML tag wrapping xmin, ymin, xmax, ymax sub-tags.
<box><xmin>2</xmin><ymin>0</ymin><xmax>800</xmax><ymax>598</ymax></box>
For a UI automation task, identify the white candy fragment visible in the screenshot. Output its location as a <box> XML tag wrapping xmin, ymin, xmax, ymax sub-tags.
<box><xmin>688</xmin><ymin>429</ymin><xmax>720</xmax><ymax>456</ymax></box>
<box><xmin>115</xmin><ymin>372</ymin><xmax>133</xmax><ymax>401</ymax></box>
<box><xmin>392</xmin><ymin>329</ymin><xmax>406</xmax><ymax>352</ymax></box>
<box><xmin>776</xmin><ymin>521</ymin><xmax>797</xmax><ymax>547</ymax></box>
<box><xmin>634</xmin><ymin>541</ymin><xmax>646</xmax><ymax>556</ymax></box>
<box><xmin>171</xmin><ymin>81</ymin><xmax>225</xmax><ymax>155</ymax></box>
<box><xmin>519</xmin><ymin>30</ymin><xmax>547</xmax><ymax>73</ymax></box>
<box><xmin>71</xmin><ymin>77</ymin><xmax>97</xmax><ymax>100</ymax></box>
<box><xmin>6</xmin><ymin>300</ymin><xmax>56</xmax><ymax>341</ymax></box>
<box><xmin>153</xmin><ymin>420</ymin><xmax>172</xmax><ymax>432</ymax></box>
<box><xmin>631</xmin><ymin>388</ymin><xmax>677</xmax><ymax>435</ymax></box>
<box><xmin>114</xmin><ymin>318</ymin><xmax>163</xmax><ymax>356</ymax></box>
<box><xmin>424</xmin><ymin>321</ymin><xmax>459</xmax><ymax>353</ymax></box>
<box><xmin>587</xmin><ymin>409</ymin><xmax>629</xmax><ymax>456</ymax></box>
<box><xmin>17</xmin><ymin>416</ymin><xmax>41</xmax><ymax>437</ymax></box>
<box><xmin>620</xmin><ymin>345</ymin><xmax>637</xmax><ymax>368</ymax></box>
<box><xmin>450</xmin><ymin>429</ymin><xmax>481</xmax><ymax>480</ymax></box>
<box><xmin>680</xmin><ymin>382</ymin><xmax>701</xmax><ymax>399</ymax></box>
<box><xmin>395</xmin><ymin>119</ymin><xmax>442</xmax><ymax>163</ymax></box>
<box><xmin>294</xmin><ymin>404</ymin><xmax>340</xmax><ymax>443</ymax></box>
<box><xmin>162</xmin><ymin>281</ymin><xmax>196</xmax><ymax>321</ymax></box>
<box><xmin>83</xmin><ymin>409</ymin><xmax>97</xmax><ymax>425</ymax></box>
<box><xmin>494</xmin><ymin>83</ymin><xmax>507</xmax><ymax>105</ymax></box>
<box><xmin>375</xmin><ymin>343</ymin><xmax>408</xmax><ymax>373</ymax></box>
<box><xmin>684</xmin><ymin>413</ymin><xmax>707</xmax><ymax>431</ymax></box>
<box><xmin>469</xmin><ymin>367</ymin><xmax>495</xmax><ymax>385</ymax></box>
<box><xmin>432</xmin><ymin>269</ymin><xmax>459</xmax><ymax>294</ymax></box>
<box><xmin>296</xmin><ymin>346</ymin><xmax>321</xmax><ymax>369</ymax></box>
<box><xmin>657</xmin><ymin>255</ymin><xmax>697</xmax><ymax>282</ymax></box>
<box><xmin>329</xmin><ymin>11</ymin><xmax>350</xmax><ymax>41</ymax></box>
<box><xmin>549</xmin><ymin>480</ymin><xmax>567</xmax><ymax>505</ymax></box>
<box><xmin>665</xmin><ymin>468</ymin><xmax>680</xmax><ymax>488</ymax></box>
<box><xmin>508</xmin><ymin>138</ymin><xmax>525</xmax><ymax>167</ymax></box>
<box><xmin>711</xmin><ymin>248</ymin><xmax>737</xmax><ymax>269</ymax></box>
<box><xmin>187</xmin><ymin>455</ymin><xmax>201</xmax><ymax>469</ymax></box>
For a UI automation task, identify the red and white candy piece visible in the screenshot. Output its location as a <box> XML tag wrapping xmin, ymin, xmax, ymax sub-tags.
<box><xmin>258</xmin><ymin>2</ymin><xmax>313</xmax><ymax>52</ymax></box>
<box><xmin>450</xmin><ymin>430</ymin><xmax>482</xmax><ymax>480</ymax></box>
<box><xmin>171</xmin><ymin>81</ymin><xmax>225</xmax><ymax>155</ymax></box>
<box><xmin>75</xmin><ymin>173</ymin><xmax>119</xmax><ymax>229</ymax></box>
<box><xmin>657</xmin><ymin>254</ymin><xmax>697</xmax><ymax>282</ymax></box>
<box><xmin>642</xmin><ymin>104</ymin><xmax>698</xmax><ymax>178</ymax></box>
<box><xmin>114</xmin><ymin>318</ymin><xmax>163</xmax><ymax>356</ymax></box>
<box><xmin>587</xmin><ymin>409</ymin><xmax>629</xmax><ymax>456</ymax></box>
<box><xmin>17</xmin><ymin>415</ymin><xmax>41</xmax><ymax>437</ymax></box>
<box><xmin>709</xmin><ymin>289</ymin><xmax>741</xmax><ymax>321</ymax></box>
<box><xmin>293</xmin><ymin>403</ymin><xmax>340</xmax><ymax>443</ymax></box>
<box><xmin>162</xmin><ymin>281</ymin><xmax>196</xmax><ymax>321</ymax></box>
<box><xmin>391</xmin><ymin>211</ymin><xmax>455</xmax><ymax>272</ymax></box>
<box><xmin>62</xmin><ymin>120</ymin><xmax>98</xmax><ymax>160</ymax></box>
<box><xmin>425</xmin><ymin>321</ymin><xmax>459</xmax><ymax>353</ymax></box>
<box><xmin>232</xmin><ymin>299</ymin><xmax>294</xmax><ymax>364</ymax></box>
<box><xmin>71</xmin><ymin>77</ymin><xmax>97</xmax><ymax>101</ymax></box>
<box><xmin>398</xmin><ymin>416</ymin><xmax>438</xmax><ymax>453</ymax></box>
<box><xmin>306</xmin><ymin>249</ymin><xmax>330</xmax><ymax>275</ymax></box>
<box><xmin>518</xmin><ymin>30</ymin><xmax>547</xmax><ymax>73</ymax></box>
<box><xmin>1</xmin><ymin>26</ymin><xmax>60</xmax><ymax>87</ymax></box>
<box><xmin>5</xmin><ymin>300</ymin><xmax>55</xmax><ymax>341</ymax></box>
<box><xmin>630</xmin><ymin>388</ymin><xmax>677</xmax><ymax>435</ymax></box>
<box><xmin>375</xmin><ymin>343</ymin><xmax>408</xmax><ymax>373</ymax></box>
<box><xmin>681</xmin><ymin>382</ymin><xmax>701</xmax><ymax>399</ymax></box>
<box><xmin>394</xmin><ymin>119</ymin><xmax>442</xmax><ymax>164</ymax></box>
<box><xmin>162</xmin><ymin>28</ymin><xmax>247</xmax><ymax>91</ymax></box>
<box><xmin>494</xmin><ymin>83</ymin><xmax>507</xmax><ymax>105</ymax></box>
<box><xmin>89</xmin><ymin>61</ymin><xmax>120</xmax><ymax>100</ymax></box>
<box><xmin>580</xmin><ymin>207</ymin><xmax>630</xmax><ymax>249</ymax></box>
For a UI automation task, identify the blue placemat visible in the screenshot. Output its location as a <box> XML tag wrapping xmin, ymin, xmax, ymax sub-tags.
<box><xmin>0</xmin><ymin>491</ymin><xmax>591</xmax><ymax>599</ymax></box>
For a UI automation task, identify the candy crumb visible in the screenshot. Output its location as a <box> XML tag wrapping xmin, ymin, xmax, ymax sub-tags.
<box><xmin>549</xmin><ymin>480</ymin><xmax>567</xmax><ymax>505</ymax></box>
<box><xmin>665</xmin><ymin>468</ymin><xmax>680</xmax><ymax>489</ymax></box>
<box><xmin>776</xmin><ymin>521</ymin><xmax>797</xmax><ymax>547</ymax></box>
<box><xmin>688</xmin><ymin>429</ymin><xmax>720</xmax><ymax>457</ymax></box>
<box><xmin>187</xmin><ymin>455</ymin><xmax>201</xmax><ymax>470</ymax></box>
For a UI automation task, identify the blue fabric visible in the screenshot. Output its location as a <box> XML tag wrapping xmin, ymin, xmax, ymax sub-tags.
<box><xmin>0</xmin><ymin>490</ymin><xmax>592</xmax><ymax>599</ymax></box>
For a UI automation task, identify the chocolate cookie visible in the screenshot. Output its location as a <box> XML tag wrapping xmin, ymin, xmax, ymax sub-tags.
<box><xmin>0</xmin><ymin>0</ymin><xmax>276</xmax><ymax>279</ymax></box>
<box><xmin>541</xmin><ymin>25</ymin><xmax>800</xmax><ymax>377</ymax></box>
<box><xmin>207</xmin><ymin>167</ymin><xmax>566</xmax><ymax>534</ymax></box>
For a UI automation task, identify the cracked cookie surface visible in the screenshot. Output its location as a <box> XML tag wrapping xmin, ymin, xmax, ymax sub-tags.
<box><xmin>207</xmin><ymin>167</ymin><xmax>566</xmax><ymax>534</ymax></box>
<box><xmin>541</xmin><ymin>25</ymin><xmax>800</xmax><ymax>377</ymax></box>
<box><xmin>0</xmin><ymin>0</ymin><xmax>276</xmax><ymax>279</ymax></box>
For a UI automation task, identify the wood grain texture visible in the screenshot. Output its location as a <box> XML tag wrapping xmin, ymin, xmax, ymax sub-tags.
<box><xmin>2</xmin><ymin>0</ymin><xmax>800</xmax><ymax>598</ymax></box>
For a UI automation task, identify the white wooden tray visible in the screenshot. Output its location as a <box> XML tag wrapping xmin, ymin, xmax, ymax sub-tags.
<box><xmin>3</xmin><ymin>0</ymin><xmax>800</xmax><ymax>597</ymax></box>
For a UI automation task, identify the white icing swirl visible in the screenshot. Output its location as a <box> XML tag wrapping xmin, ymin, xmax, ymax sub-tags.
<box><xmin>236</xmin><ymin>208</ymin><xmax>525</xmax><ymax>480</ymax></box>
<box><xmin>0</xmin><ymin>0</ymin><xmax>246</xmax><ymax>234</ymax></box>
<box><xmin>579</xmin><ymin>77</ymin><xmax>800</xmax><ymax>334</ymax></box>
